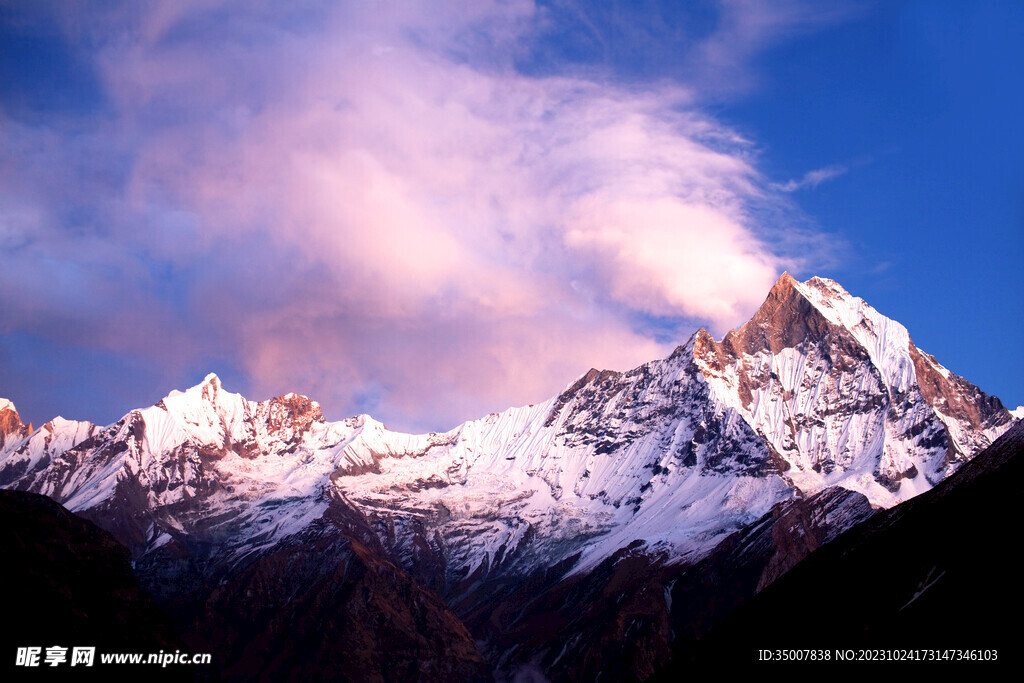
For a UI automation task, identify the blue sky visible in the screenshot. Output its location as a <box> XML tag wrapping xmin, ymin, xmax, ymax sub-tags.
<box><xmin>1</xmin><ymin>0</ymin><xmax>1021</xmax><ymax>432</ymax></box>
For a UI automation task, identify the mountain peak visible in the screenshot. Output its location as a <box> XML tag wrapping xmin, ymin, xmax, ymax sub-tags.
<box><xmin>268</xmin><ymin>392</ymin><xmax>325</xmax><ymax>432</ymax></box>
<box><xmin>0</xmin><ymin>398</ymin><xmax>32</xmax><ymax>452</ymax></box>
<box><xmin>153</xmin><ymin>373</ymin><xmax>244</xmax><ymax>424</ymax></box>
<box><xmin>182</xmin><ymin>372</ymin><xmax>223</xmax><ymax>400</ymax></box>
<box><xmin>797</xmin><ymin>276</ymin><xmax>859</xmax><ymax>310</ymax></box>
<box><xmin>771</xmin><ymin>270</ymin><xmax>797</xmax><ymax>289</ymax></box>
<box><xmin>711</xmin><ymin>272</ymin><xmax>830</xmax><ymax>359</ymax></box>
<box><xmin>724</xmin><ymin>274</ymin><xmax>901</xmax><ymax>363</ymax></box>
<box><xmin>699</xmin><ymin>273</ymin><xmax>926</xmax><ymax>397</ymax></box>
<box><xmin>758</xmin><ymin>271</ymin><xmax>800</xmax><ymax>308</ymax></box>
<box><xmin>764</xmin><ymin>274</ymin><xmax>862</xmax><ymax>322</ymax></box>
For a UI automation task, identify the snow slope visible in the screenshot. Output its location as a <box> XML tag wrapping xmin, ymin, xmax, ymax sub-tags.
<box><xmin>0</xmin><ymin>275</ymin><xmax>1013</xmax><ymax>590</ymax></box>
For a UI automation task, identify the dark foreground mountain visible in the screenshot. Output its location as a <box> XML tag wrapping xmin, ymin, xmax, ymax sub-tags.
<box><xmin>187</xmin><ymin>495</ymin><xmax>488</xmax><ymax>681</ymax></box>
<box><xmin>0</xmin><ymin>489</ymin><xmax>188</xmax><ymax>678</ymax></box>
<box><xmin>668</xmin><ymin>417</ymin><xmax>1024</xmax><ymax>672</ymax></box>
<box><xmin>0</xmin><ymin>274</ymin><xmax>1016</xmax><ymax>679</ymax></box>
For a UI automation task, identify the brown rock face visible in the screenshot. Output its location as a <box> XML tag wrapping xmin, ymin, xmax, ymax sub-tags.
<box><xmin>267</xmin><ymin>393</ymin><xmax>324</xmax><ymax>437</ymax></box>
<box><xmin>0</xmin><ymin>401</ymin><xmax>30</xmax><ymax>451</ymax></box>
<box><xmin>909</xmin><ymin>340</ymin><xmax>1009</xmax><ymax>432</ymax></box>
<box><xmin>693</xmin><ymin>273</ymin><xmax>872</xmax><ymax>411</ymax></box>
<box><xmin>722</xmin><ymin>272</ymin><xmax>838</xmax><ymax>358</ymax></box>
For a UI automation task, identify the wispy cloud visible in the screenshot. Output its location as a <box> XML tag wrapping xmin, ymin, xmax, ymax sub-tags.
<box><xmin>772</xmin><ymin>164</ymin><xmax>849</xmax><ymax>192</ymax></box>
<box><xmin>0</xmin><ymin>1</ymin><xmax>846</xmax><ymax>431</ymax></box>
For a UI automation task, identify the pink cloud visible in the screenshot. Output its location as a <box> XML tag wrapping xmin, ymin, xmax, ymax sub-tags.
<box><xmin>2</xmin><ymin>1</ymin><xmax>836</xmax><ymax>431</ymax></box>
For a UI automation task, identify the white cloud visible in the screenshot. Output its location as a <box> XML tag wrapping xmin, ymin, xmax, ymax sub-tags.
<box><xmin>773</xmin><ymin>164</ymin><xmax>848</xmax><ymax>192</ymax></box>
<box><xmin>1</xmin><ymin>0</ymin><xmax>841</xmax><ymax>430</ymax></box>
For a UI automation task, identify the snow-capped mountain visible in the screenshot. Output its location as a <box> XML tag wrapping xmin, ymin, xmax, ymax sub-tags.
<box><xmin>0</xmin><ymin>274</ymin><xmax>1014</xmax><ymax>679</ymax></box>
<box><xmin>0</xmin><ymin>397</ymin><xmax>32</xmax><ymax>455</ymax></box>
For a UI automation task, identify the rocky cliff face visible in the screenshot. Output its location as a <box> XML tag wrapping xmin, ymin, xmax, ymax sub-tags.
<box><xmin>0</xmin><ymin>274</ymin><xmax>1014</xmax><ymax>679</ymax></box>
<box><xmin>0</xmin><ymin>398</ymin><xmax>31</xmax><ymax>460</ymax></box>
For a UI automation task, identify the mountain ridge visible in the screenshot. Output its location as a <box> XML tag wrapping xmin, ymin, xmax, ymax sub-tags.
<box><xmin>0</xmin><ymin>273</ymin><xmax>1016</xmax><ymax>679</ymax></box>
<box><xmin>0</xmin><ymin>274</ymin><xmax>1012</xmax><ymax>571</ymax></box>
